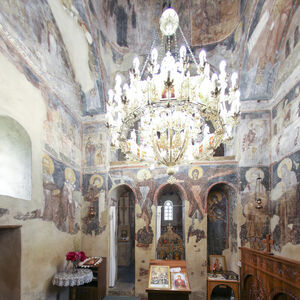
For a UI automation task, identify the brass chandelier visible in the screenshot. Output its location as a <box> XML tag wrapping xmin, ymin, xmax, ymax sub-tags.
<box><xmin>106</xmin><ymin>8</ymin><xmax>240</xmax><ymax>172</ymax></box>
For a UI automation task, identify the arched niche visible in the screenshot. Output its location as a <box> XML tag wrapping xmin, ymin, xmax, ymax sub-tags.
<box><xmin>273</xmin><ymin>293</ymin><xmax>296</xmax><ymax>300</ymax></box>
<box><xmin>107</xmin><ymin>184</ymin><xmax>136</xmax><ymax>289</ymax></box>
<box><xmin>211</xmin><ymin>285</ymin><xmax>235</xmax><ymax>298</ymax></box>
<box><xmin>155</xmin><ymin>183</ymin><xmax>186</xmax><ymax>258</ymax></box>
<box><xmin>0</xmin><ymin>116</ymin><xmax>31</xmax><ymax>200</ymax></box>
<box><xmin>206</xmin><ymin>182</ymin><xmax>237</xmax><ymax>269</ymax></box>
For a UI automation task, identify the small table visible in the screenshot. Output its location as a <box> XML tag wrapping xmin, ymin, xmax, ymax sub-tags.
<box><xmin>53</xmin><ymin>269</ymin><xmax>93</xmax><ymax>300</ymax></box>
<box><xmin>207</xmin><ymin>273</ymin><xmax>239</xmax><ymax>300</ymax></box>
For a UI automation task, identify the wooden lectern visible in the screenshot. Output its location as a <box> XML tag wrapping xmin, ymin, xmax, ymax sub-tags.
<box><xmin>146</xmin><ymin>259</ymin><xmax>191</xmax><ymax>300</ymax></box>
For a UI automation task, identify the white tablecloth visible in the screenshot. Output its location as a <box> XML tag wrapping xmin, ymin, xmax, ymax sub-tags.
<box><xmin>52</xmin><ymin>269</ymin><xmax>93</xmax><ymax>287</ymax></box>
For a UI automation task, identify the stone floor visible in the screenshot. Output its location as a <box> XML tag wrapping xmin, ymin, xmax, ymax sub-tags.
<box><xmin>104</xmin><ymin>296</ymin><xmax>140</xmax><ymax>300</ymax></box>
<box><xmin>108</xmin><ymin>263</ymin><xmax>135</xmax><ymax>296</ymax></box>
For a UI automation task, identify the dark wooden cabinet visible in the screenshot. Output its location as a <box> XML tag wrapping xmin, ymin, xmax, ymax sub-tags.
<box><xmin>75</xmin><ymin>257</ymin><xmax>107</xmax><ymax>300</ymax></box>
<box><xmin>240</xmin><ymin>247</ymin><xmax>300</xmax><ymax>300</ymax></box>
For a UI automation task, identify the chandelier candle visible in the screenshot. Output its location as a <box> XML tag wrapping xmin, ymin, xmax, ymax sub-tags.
<box><xmin>106</xmin><ymin>8</ymin><xmax>240</xmax><ymax>173</ymax></box>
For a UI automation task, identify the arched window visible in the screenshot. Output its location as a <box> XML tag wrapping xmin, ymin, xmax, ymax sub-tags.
<box><xmin>0</xmin><ymin>116</ymin><xmax>31</xmax><ymax>200</ymax></box>
<box><xmin>164</xmin><ymin>200</ymin><xmax>173</xmax><ymax>221</ymax></box>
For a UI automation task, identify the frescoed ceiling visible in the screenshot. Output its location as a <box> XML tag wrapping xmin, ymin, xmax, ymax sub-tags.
<box><xmin>0</xmin><ymin>0</ymin><xmax>298</xmax><ymax>117</ymax></box>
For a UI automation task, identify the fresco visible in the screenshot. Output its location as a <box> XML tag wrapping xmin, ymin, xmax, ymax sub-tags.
<box><xmin>207</xmin><ymin>191</ymin><xmax>227</xmax><ymax>255</ymax></box>
<box><xmin>274</xmin><ymin>7</ymin><xmax>300</xmax><ymax>91</ymax></box>
<box><xmin>135</xmin><ymin>169</ymin><xmax>156</xmax><ymax>235</ymax></box>
<box><xmin>190</xmin><ymin>0</ymin><xmax>240</xmax><ymax>46</ymax></box>
<box><xmin>271</xmin><ymin>81</ymin><xmax>300</xmax><ymax>162</ymax></box>
<box><xmin>83</xmin><ymin>123</ymin><xmax>106</xmax><ymax>170</ymax></box>
<box><xmin>56</xmin><ymin>0</ymin><xmax>105</xmax><ymax>115</ymax></box>
<box><xmin>0</xmin><ymin>208</ymin><xmax>9</xmax><ymax>218</ymax></box>
<box><xmin>240</xmin><ymin>167</ymin><xmax>270</xmax><ymax>250</ymax></box>
<box><xmin>271</xmin><ymin>151</ymin><xmax>300</xmax><ymax>252</ymax></box>
<box><xmin>240</xmin><ymin>0</ymin><xmax>295</xmax><ymax>101</ymax></box>
<box><xmin>43</xmin><ymin>92</ymin><xmax>81</xmax><ymax>169</ymax></box>
<box><xmin>183</xmin><ymin>165</ymin><xmax>238</xmax><ymax>222</ymax></box>
<box><xmin>108</xmin><ymin>165</ymin><xmax>238</xmax><ymax>245</ymax></box>
<box><xmin>90</xmin><ymin>1</ymin><xmax>190</xmax><ymax>53</ymax></box>
<box><xmin>240</xmin><ymin>111</ymin><xmax>270</xmax><ymax>167</ymax></box>
<box><xmin>82</xmin><ymin>173</ymin><xmax>106</xmax><ymax>235</ymax></box>
<box><xmin>14</xmin><ymin>209</ymin><xmax>42</xmax><ymax>221</ymax></box>
<box><xmin>0</xmin><ymin>0</ymin><xmax>79</xmax><ymax>113</ymax></box>
<box><xmin>42</xmin><ymin>153</ymin><xmax>80</xmax><ymax>234</ymax></box>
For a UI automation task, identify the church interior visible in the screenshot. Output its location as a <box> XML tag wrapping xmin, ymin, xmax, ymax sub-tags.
<box><xmin>0</xmin><ymin>0</ymin><xmax>299</xmax><ymax>299</ymax></box>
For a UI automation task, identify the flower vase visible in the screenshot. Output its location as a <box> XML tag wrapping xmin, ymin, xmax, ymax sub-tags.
<box><xmin>72</xmin><ymin>261</ymin><xmax>79</xmax><ymax>273</ymax></box>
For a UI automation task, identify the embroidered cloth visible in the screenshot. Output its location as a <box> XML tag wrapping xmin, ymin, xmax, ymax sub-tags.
<box><xmin>52</xmin><ymin>269</ymin><xmax>93</xmax><ymax>287</ymax></box>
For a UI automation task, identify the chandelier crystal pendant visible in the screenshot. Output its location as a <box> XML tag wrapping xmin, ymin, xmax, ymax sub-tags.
<box><xmin>106</xmin><ymin>8</ymin><xmax>240</xmax><ymax>173</ymax></box>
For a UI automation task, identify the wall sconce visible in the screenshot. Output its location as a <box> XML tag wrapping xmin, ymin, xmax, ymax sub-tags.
<box><xmin>255</xmin><ymin>176</ymin><xmax>263</xmax><ymax>209</ymax></box>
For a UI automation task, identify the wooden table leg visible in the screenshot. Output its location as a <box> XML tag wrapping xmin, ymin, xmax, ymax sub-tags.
<box><xmin>71</xmin><ymin>286</ymin><xmax>76</xmax><ymax>300</ymax></box>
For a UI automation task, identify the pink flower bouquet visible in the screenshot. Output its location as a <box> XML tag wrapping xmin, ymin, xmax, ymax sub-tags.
<box><xmin>66</xmin><ymin>251</ymin><xmax>86</xmax><ymax>272</ymax></box>
<box><xmin>66</xmin><ymin>251</ymin><xmax>86</xmax><ymax>262</ymax></box>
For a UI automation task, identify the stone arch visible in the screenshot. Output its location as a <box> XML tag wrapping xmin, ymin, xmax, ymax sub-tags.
<box><xmin>206</xmin><ymin>181</ymin><xmax>238</xmax><ymax>270</ymax></box>
<box><xmin>153</xmin><ymin>182</ymin><xmax>188</xmax><ymax>206</ymax></box>
<box><xmin>107</xmin><ymin>183</ymin><xmax>137</xmax><ymax>288</ymax></box>
<box><xmin>0</xmin><ymin>116</ymin><xmax>32</xmax><ymax>200</ymax></box>
<box><xmin>205</xmin><ymin>181</ymin><xmax>238</xmax><ymax>204</ymax></box>
<box><xmin>107</xmin><ymin>183</ymin><xmax>138</xmax><ymax>207</ymax></box>
<box><xmin>153</xmin><ymin>182</ymin><xmax>188</xmax><ymax>258</ymax></box>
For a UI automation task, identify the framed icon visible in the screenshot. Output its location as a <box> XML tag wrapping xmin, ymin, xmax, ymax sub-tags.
<box><xmin>148</xmin><ymin>265</ymin><xmax>170</xmax><ymax>289</ymax></box>
<box><xmin>209</xmin><ymin>255</ymin><xmax>226</xmax><ymax>273</ymax></box>
<box><xmin>171</xmin><ymin>272</ymin><xmax>189</xmax><ymax>290</ymax></box>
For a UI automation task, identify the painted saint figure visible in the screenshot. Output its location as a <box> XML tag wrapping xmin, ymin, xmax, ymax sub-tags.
<box><xmin>61</xmin><ymin>167</ymin><xmax>77</xmax><ymax>233</ymax></box>
<box><xmin>136</xmin><ymin>169</ymin><xmax>155</xmax><ymax>233</ymax></box>
<box><xmin>42</xmin><ymin>154</ymin><xmax>60</xmax><ymax>224</ymax></box>
<box><xmin>83</xmin><ymin>174</ymin><xmax>103</xmax><ymax>235</ymax></box>
<box><xmin>85</xmin><ymin>136</ymin><xmax>95</xmax><ymax>166</ymax></box>
<box><xmin>174</xmin><ymin>275</ymin><xmax>186</xmax><ymax>288</ymax></box>
<box><xmin>242</xmin><ymin>167</ymin><xmax>268</xmax><ymax>250</ymax></box>
<box><xmin>272</xmin><ymin>158</ymin><xmax>297</xmax><ymax>246</ymax></box>
<box><xmin>213</xmin><ymin>258</ymin><xmax>223</xmax><ymax>272</ymax></box>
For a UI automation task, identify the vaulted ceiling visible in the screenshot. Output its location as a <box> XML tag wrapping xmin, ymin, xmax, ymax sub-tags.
<box><xmin>0</xmin><ymin>0</ymin><xmax>298</xmax><ymax>118</ymax></box>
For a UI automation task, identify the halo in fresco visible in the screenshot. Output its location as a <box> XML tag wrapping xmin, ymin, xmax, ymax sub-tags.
<box><xmin>65</xmin><ymin>167</ymin><xmax>76</xmax><ymax>183</ymax></box>
<box><xmin>89</xmin><ymin>174</ymin><xmax>103</xmax><ymax>188</ymax></box>
<box><xmin>277</xmin><ymin>158</ymin><xmax>293</xmax><ymax>179</ymax></box>
<box><xmin>137</xmin><ymin>168</ymin><xmax>151</xmax><ymax>181</ymax></box>
<box><xmin>245</xmin><ymin>167</ymin><xmax>264</xmax><ymax>183</ymax></box>
<box><xmin>188</xmin><ymin>166</ymin><xmax>203</xmax><ymax>180</ymax></box>
<box><xmin>42</xmin><ymin>154</ymin><xmax>54</xmax><ymax>175</ymax></box>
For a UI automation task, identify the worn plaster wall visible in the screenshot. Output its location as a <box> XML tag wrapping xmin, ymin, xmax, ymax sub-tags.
<box><xmin>0</xmin><ymin>1</ymin><xmax>299</xmax><ymax>299</ymax></box>
<box><xmin>0</xmin><ymin>51</ymin><xmax>83</xmax><ymax>300</ymax></box>
<box><xmin>80</xmin><ymin>163</ymin><xmax>238</xmax><ymax>298</ymax></box>
<box><xmin>268</xmin><ymin>5</ymin><xmax>300</xmax><ymax>259</ymax></box>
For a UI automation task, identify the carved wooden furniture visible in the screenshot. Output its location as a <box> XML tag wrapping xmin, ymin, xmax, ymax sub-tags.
<box><xmin>207</xmin><ymin>275</ymin><xmax>239</xmax><ymax>300</ymax></box>
<box><xmin>75</xmin><ymin>257</ymin><xmax>107</xmax><ymax>300</ymax></box>
<box><xmin>157</xmin><ymin>225</ymin><xmax>184</xmax><ymax>260</ymax></box>
<box><xmin>240</xmin><ymin>247</ymin><xmax>300</xmax><ymax>299</ymax></box>
<box><xmin>146</xmin><ymin>259</ymin><xmax>191</xmax><ymax>300</ymax></box>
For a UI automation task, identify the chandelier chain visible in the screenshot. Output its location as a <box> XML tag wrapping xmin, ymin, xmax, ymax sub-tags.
<box><xmin>178</xmin><ymin>25</ymin><xmax>198</xmax><ymax>66</ymax></box>
<box><xmin>106</xmin><ymin>8</ymin><xmax>240</xmax><ymax>172</ymax></box>
<box><xmin>140</xmin><ymin>29</ymin><xmax>159</xmax><ymax>79</ymax></box>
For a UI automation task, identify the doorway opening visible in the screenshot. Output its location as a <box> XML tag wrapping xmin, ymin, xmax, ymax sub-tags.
<box><xmin>206</xmin><ymin>182</ymin><xmax>238</xmax><ymax>285</ymax></box>
<box><xmin>108</xmin><ymin>185</ymin><xmax>135</xmax><ymax>296</ymax></box>
<box><xmin>0</xmin><ymin>226</ymin><xmax>21</xmax><ymax>300</ymax></box>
